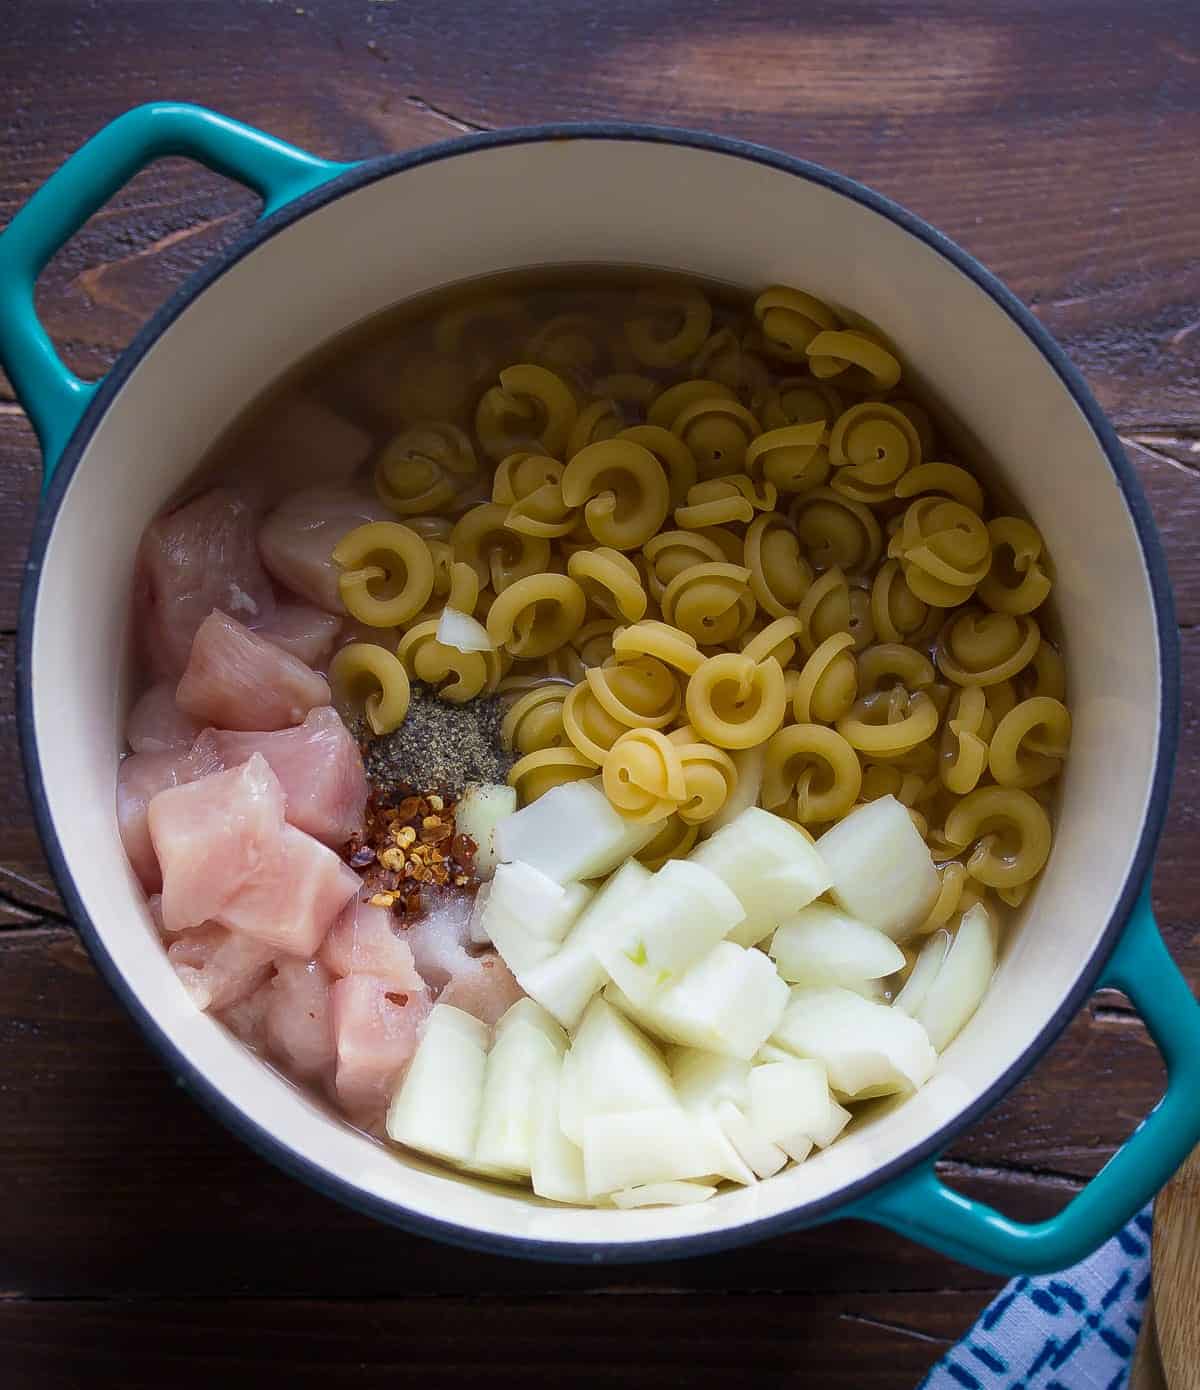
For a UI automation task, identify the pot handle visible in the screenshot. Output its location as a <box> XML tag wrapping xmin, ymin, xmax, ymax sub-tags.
<box><xmin>847</xmin><ymin>885</ymin><xmax>1200</xmax><ymax>1274</ymax></box>
<box><xmin>0</xmin><ymin>102</ymin><xmax>350</xmax><ymax>476</ymax></box>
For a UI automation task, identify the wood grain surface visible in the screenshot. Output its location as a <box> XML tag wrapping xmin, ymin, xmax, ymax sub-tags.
<box><xmin>1</xmin><ymin>3</ymin><xmax>1197</xmax><ymax>1386</ymax></box>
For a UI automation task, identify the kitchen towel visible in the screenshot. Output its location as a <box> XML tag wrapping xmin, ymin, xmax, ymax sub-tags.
<box><xmin>919</xmin><ymin>1208</ymin><xmax>1153</xmax><ymax>1390</ymax></box>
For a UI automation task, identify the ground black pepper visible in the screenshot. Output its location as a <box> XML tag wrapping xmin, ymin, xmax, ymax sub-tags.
<box><xmin>362</xmin><ymin>682</ymin><xmax>514</xmax><ymax>800</ymax></box>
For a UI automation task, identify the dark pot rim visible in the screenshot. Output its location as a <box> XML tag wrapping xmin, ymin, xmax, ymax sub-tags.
<box><xmin>17</xmin><ymin>121</ymin><xmax>1180</xmax><ymax>1265</ymax></box>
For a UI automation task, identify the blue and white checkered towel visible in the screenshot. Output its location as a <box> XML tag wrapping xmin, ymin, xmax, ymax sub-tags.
<box><xmin>919</xmin><ymin>1209</ymin><xmax>1153</xmax><ymax>1390</ymax></box>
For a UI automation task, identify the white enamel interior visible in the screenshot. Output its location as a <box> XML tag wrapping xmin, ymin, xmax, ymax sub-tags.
<box><xmin>29</xmin><ymin>137</ymin><xmax>1161</xmax><ymax>1251</ymax></box>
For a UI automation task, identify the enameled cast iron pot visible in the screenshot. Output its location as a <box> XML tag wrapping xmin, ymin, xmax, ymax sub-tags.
<box><xmin>3</xmin><ymin>104</ymin><xmax>1198</xmax><ymax>1274</ymax></box>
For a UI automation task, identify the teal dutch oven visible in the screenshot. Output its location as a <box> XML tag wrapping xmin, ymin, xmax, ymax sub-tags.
<box><xmin>3</xmin><ymin>103</ymin><xmax>1197</xmax><ymax>1270</ymax></box>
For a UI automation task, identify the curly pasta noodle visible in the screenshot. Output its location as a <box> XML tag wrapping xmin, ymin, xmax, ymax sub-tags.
<box><xmin>828</xmin><ymin>402</ymin><xmax>921</xmax><ymax>504</ymax></box>
<box><xmin>760</xmin><ymin>376</ymin><xmax>844</xmax><ymax>430</ymax></box>
<box><xmin>753</xmin><ymin>286</ymin><xmax>837</xmax><ymax>362</ymax></box>
<box><xmin>508</xmin><ymin>747</ymin><xmax>595</xmax><ymax>803</ymax></box>
<box><xmin>612</xmin><ymin>619</ymin><xmax>705</xmax><ymax>676</ymax></box>
<box><xmin>988</xmin><ymin>696</ymin><xmax>1071</xmax><ymax>788</ymax></box>
<box><xmin>837</xmin><ymin>687</ymin><xmax>940</xmax><ymax>757</ymax></box>
<box><xmin>690</xmin><ymin>326</ymin><xmax>771</xmax><ymax>402</ymax></box>
<box><xmin>561</xmin><ymin>438</ymin><xmax>671</xmax><ymax>549</ymax></box>
<box><xmin>675</xmin><ymin>475</ymin><xmax>776</xmax><ymax>529</ymax></box>
<box><xmin>501</xmin><ymin>685</ymin><xmax>568</xmax><ymax>755</ymax></box>
<box><xmin>603</xmin><ymin>727</ymin><xmax>688</xmax><ymax>821</ymax></box>
<box><xmin>332</xmin><ymin>521</ymin><xmax>436</xmax><ymax>627</ymax></box>
<box><xmin>573</xmin><ymin>617</ymin><xmax>619</xmax><ymax>669</ymax></box>
<box><xmin>476</xmin><ymin>363</ymin><xmax>578</xmax><ymax>462</ymax></box>
<box><xmin>939</xmin><ymin>686</ymin><xmax>993</xmax><ymax>795</ymax></box>
<box><xmin>978</xmin><ymin>517</ymin><xmax>1053</xmax><ymax>616</ymax></box>
<box><xmin>797</xmin><ymin>567</ymin><xmax>852</xmax><ymax>655</ymax></box>
<box><xmin>661</xmin><ymin>562</ymin><xmax>756</xmax><ymax>647</ymax></box>
<box><xmin>685</xmin><ymin>652</ymin><xmax>787</xmax><ymax>749</ymax></box>
<box><xmin>647</xmin><ymin>378</ymin><xmax>734</xmax><ymax>430</ymax></box>
<box><xmin>666</xmin><ymin>727</ymin><xmax>739</xmax><ymax>825</ymax></box>
<box><xmin>806</xmin><ymin>328</ymin><xmax>901</xmax><ymax>392</ymax></box>
<box><xmin>485</xmin><ymin>573</ymin><xmax>587</xmax><ymax>660</ymax></box>
<box><xmin>741</xmin><ymin>513</ymin><xmax>812</xmax><ymax>619</ymax></box>
<box><xmin>1018</xmin><ymin>641</ymin><xmax>1067</xmax><ymax>702</ymax></box>
<box><xmin>792</xmin><ymin>632</ymin><xmax>858</xmax><ymax>724</ymax></box>
<box><xmin>943</xmin><ymin>785</ymin><xmax>1052</xmax><ymax>889</ymax></box>
<box><xmin>561</xmin><ymin>681</ymin><xmax>630</xmax><ymax>764</ymax></box>
<box><xmin>375</xmin><ymin>422</ymin><xmax>478</xmax><ymax>516</ymax></box>
<box><xmin>618</xmin><ymin>425</ymin><xmax>698</xmax><ymax>508</ymax></box>
<box><xmin>329</xmin><ymin>642</ymin><xmax>411</xmax><ymax>736</ymax></box>
<box><xmin>889</xmin><ymin>497</ymin><xmax>992</xmax><ymax>607</ymax></box>
<box><xmin>567</xmin><ymin>399</ymin><xmax>623</xmax><ymax>457</ymax></box>
<box><xmin>740</xmin><ymin>615</ymin><xmax>804</xmax><ymax>670</ymax></box>
<box><xmin>567</xmin><ymin>547</ymin><xmax>648</xmax><ymax>623</ymax></box>
<box><xmin>625</xmin><ymin>286</ymin><xmax>713</xmax><ymax>369</ymax></box>
<box><xmin>451</xmin><ymin>503</ymin><xmax>553</xmax><ymax>592</ymax></box>
<box><xmin>585</xmin><ymin>657</ymin><xmax>681</xmax><ymax>730</ymax></box>
<box><xmin>637</xmin><ymin>814</ymin><xmax>700</xmax><ymax>869</ymax></box>
<box><xmin>397</xmin><ymin>619</ymin><xmax>502</xmax><ymax>703</ymax></box>
<box><xmin>936</xmin><ymin>607</ymin><xmax>1040</xmax><ymax>687</ymax></box>
<box><xmin>870</xmin><ymin>558</ymin><xmax>936</xmax><ymax>644</ymax></box>
<box><xmin>894</xmin><ymin>462</ymin><xmax>984</xmax><ymax>515</ymax></box>
<box><xmin>670</xmin><ymin>397</ymin><xmax>761</xmax><ymax>478</ymax></box>
<box><xmin>791</xmin><ymin>488</ymin><xmax>883</xmax><ymax>577</ymax></box>
<box><xmin>642</xmin><ymin>529</ymin><xmax>726</xmax><ymax>603</ymax></box>
<box><xmin>762</xmin><ymin>723</ymin><xmax>862</xmax><ymax>823</ymax></box>
<box><xmin>745</xmin><ymin>422</ymin><xmax>831</xmax><ymax>495</ymax></box>
<box><xmin>525</xmin><ymin>313</ymin><xmax>605</xmax><ymax>375</ymax></box>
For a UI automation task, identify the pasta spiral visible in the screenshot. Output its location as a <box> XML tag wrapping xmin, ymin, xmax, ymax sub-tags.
<box><xmin>660</xmin><ymin>562</ymin><xmax>757</xmax><ymax>646</ymax></box>
<box><xmin>745</xmin><ymin>421</ymin><xmax>831</xmax><ymax>494</ymax></box>
<box><xmin>762</xmin><ymin>723</ymin><xmax>862</xmax><ymax>823</ymax></box>
<box><xmin>508</xmin><ymin>747</ymin><xmax>595</xmax><ymax>803</ymax></box>
<box><xmin>493</xmin><ymin>452</ymin><xmax>579</xmax><ymax>539</ymax></box>
<box><xmin>797</xmin><ymin>567</ymin><xmax>852</xmax><ymax>655</ymax></box>
<box><xmin>806</xmin><ymin>328</ymin><xmax>901</xmax><ymax>392</ymax></box>
<box><xmin>617</xmin><ymin>424</ymin><xmax>698</xmax><ymax>508</ymax></box>
<box><xmin>500</xmin><ymin>685</ymin><xmax>568</xmax><ymax>755</ymax></box>
<box><xmin>670</xmin><ymin>397</ymin><xmax>761</xmax><ymax>478</ymax></box>
<box><xmin>978</xmin><ymin>517</ymin><xmax>1053</xmax><ymax>615</ymax></box>
<box><xmin>943</xmin><ymin>785</ymin><xmax>1052</xmax><ymax>888</ymax></box>
<box><xmin>642</xmin><ymin>529</ymin><xmax>726</xmax><ymax>603</ymax></box>
<box><xmin>740</xmin><ymin>615</ymin><xmax>804</xmax><ymax>670</ymax></box>
<box><xmin>988</xmin><ymin>696</ymin><xmax>1071</xmax><ymax>788</ymax></box>
<box><xmin>870</xmin><ymin>557</ymin><xmax>936</xmax><ymax>644</ymax></box>
<box><xmin>375</xmin><ymin>422</ymin><xmax>478</xmax><ymax>516</ymax></box>
<box><xmin>476</xmin><ymin>363</ymin><xmax>578</xmax><ymax>462</ymax></box>
<box><xmin>828</xmin><ymin>402</ymin><xmax>921</xmax><ymax>504</ymax></box>
<box><xmin>743</xmin><ymin>512</ymin><xmax>814</xmax><ymax>617</ymax></box>
<box><xmin>332</xmin><ymin>521</ymin><xmax>436</xmax><ymax>627</ymax></box>
<box><xmin>666</xmin><ymin>727</ymin><xmax>739</xmax><ymax>825</ymax></box>
<box><xmin>612</xmin><ymin>620</ymin><xmax>705</xmax><ymax>676</ymax></box>
<box><xmin>603</xmin><ymin>727</ymin><xmax>687</xmax><ymax>821</ymax></box>
<box><xmin>625</xmin><ymin>285</ymin><xmax>713</xmax><ymax>368</ymax></box>
<box><xmin>567</xmin><ymin>546</ymin><xmax>648</xmax><ymax>623</ymax></box>
<box><xmin>585</xmin><ymin>657</ymin><xmax>681</xmax><ymax>730</ymax></box>
<box><xmin>329</xmin><ymin>642</ymin><xmax>411</xmax><ymax>736</ymax></box>
<box><xmin>837</xmin><ymin>687</ymin><xmax>940</xmax><ymax>757</ymax></box>
<box><xmin>889</xmin><ymin>497</ymin><xmax>992</xmax><ymax>607</ymax></box>
<box><xmin>637</xmin><ymin>814</ymin><xmax>700</xmax><ymax>869</ymax></box>
<box><xmin>685</xmin><ymin>652</ymin><xmax>787</xmax><ymax>749</ymax></box>
<box><xmin>894</xmin><ymin>462</ymin><xmax>984</xmax><ymax>515</ymax></box>
<box><xmin>791</xmin><ymin>632</ymin><xmax>858</xmax><ymax>724</ymax></box>
<box><xmin>675</xmin><ymin>474</ymin><xmax>777</xmax><ymax>529</ymax></box>
<box><xmin>936</xmin><ymin>607</ymin><xmax>1040</xmax><ymax>687</ymax></box>
<box><xmin>561</xmin><ymin>680</ymin><xmax>629</xmax><ymax>764</ymax></box>
<box><xmin>760</xmin><ymin>376</ymin><xmax>844</xmax><ymax>430</ymax></box>
<box><xmin>647</xmin><ymin>378</ymin><xmax>735</xmax><ymax>430</ymax></box>
<box><xmin>561</xmin><ymin>439</ymin><xmax>671</xmax><ymax>549</ymax></box>
<box><xmin>485</xmin><ymin>572</ymin><xmax>587</xmax><ymax>660</ymax></box>
<box><xmin>939</xmin><ymin>686</ymin><xmax>993</xmax><ymax>795</ymax></box>
<box><xmin>451</xmin><ymin>503</ymin><xmax>552</xmax><ymax>591</ymax></box>
<box><xmin>753</xmin><ymin>286</ymin><xmax>838</xmax><ymax>362</ymax></box>
<box><xmin>397</xmin><ymin>619</ymin><xmax>502</xmax><ymax>703</ymax></box>
<box><xmin>567</xmin><ymin>398</ymin><xmax>623</xmax><ymax>458</ymax></box>
<box><xmin>791</xmin><ymin>488</ymin><xmax>883</xmax><ymax>576</ymax></box>
<box><xmin>690</xmin><ymin>326</ymin><xmax>771</xmax><ymax>402</ymax></box>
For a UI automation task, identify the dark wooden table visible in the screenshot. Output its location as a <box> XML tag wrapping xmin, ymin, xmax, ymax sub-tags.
<box><xmin>1</xmin><ymin>3</ymin><xmax>1197</xmax><ymax>1385</ymax></box>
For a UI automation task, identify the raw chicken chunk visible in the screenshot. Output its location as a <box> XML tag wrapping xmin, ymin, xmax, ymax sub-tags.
<box><xmin>117</xmin><ymin>735</ymin><xmax>224</xmax><ymax>891</ymax></box>
<box><xmin>265</xmin><ymin>958</ymin><xmax>337</xmax><ymax>1079</ymax></box>
<box><xmin>257</xmin><ymin>486</ymin><xmax>389</xmax><ymax>614</ymax></box>
<box><xmin>209</xmin><ymin>707</ymin><xmax>367</xmax><ymax>849</ymax></box>
<box><xmin>166</xmin><ymin>922</ymin><xmax>275</xmax><ymax>1011</ymax></box>
<box><xmin>218</xmin><ymin>981</ymin><xmax>273</xmax><ymax>1052</ymax></box>
<box><xmin>260</xmin><ymin>602</ymin><xmax>342</xmax><ymax>669</ymax></box>
<box><xmin>176</xmin><ymin>610</ymin><xmax>330</xmax><ymax>732</ymax></box>
<box><xmin>149</xmin><ymin>753</ymin><xmax>288</xmax><ymax>933</ymax></box>
<box><xmin>126</xmin><ymin>681</ymin><xmax>204</xmax><ymax>754</ymax></box>
<box><xmin>134</xmin><ymin>487</ymin><xmax>277</xmax><ymax>677</ymax></box>
<box><xmin>319</xmin><ymin>897</ymin><xmax>425</xmax><ymax>990</ymax></box>
<box><xmin>406</xmin><ymin>892</ymin><xmax>524</xmax><ymax>1026</ymax></box>
<box><xmin>331</xmin><ymin>973</ymin><xmax>432</xmax><ymax>1128</ymax></box>
<box><xmin>239</xmin><ymin>395</ymin><xmax>372</xmax><ymax>503</ymax></box>
<box><xmin>219</xmin><ymin>821</ymin><xmax>361</xmax><ymax>958</ymax></box>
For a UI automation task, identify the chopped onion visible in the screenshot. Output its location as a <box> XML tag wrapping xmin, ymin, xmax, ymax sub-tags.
<box><xmin>770</xmin><ymin>903</ymin><xmax>905</xmax><ymax>988</ymax></box>
<box><xmin>914</xmin><ymin>904</ymin><xmax>996</xmax><ymax>1051</ymax></box>
<box><xmin>436</xmin><ymin>606</ymin><xmax>495</xmax><ymax>653</ymax></box>
<box><xmin>816</xmin><ymin>796</ymin><xmax>939</xmax><ymax>940</ymax></box>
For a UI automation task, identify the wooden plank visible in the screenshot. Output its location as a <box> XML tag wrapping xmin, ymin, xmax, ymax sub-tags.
<box><xmin>0</xmin><ymin>2</ymin><xmax>1198</xmax><ymax>422</ymax></box>
<box><xmin>0</xmin><ymin>1289</ymin><xmax>986</xmax><ymax>1389</ymax></box>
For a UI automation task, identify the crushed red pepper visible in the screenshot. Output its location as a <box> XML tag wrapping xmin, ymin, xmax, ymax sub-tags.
<box><xmin>343</xmin><ymin>789</ymin><xmax>478</xmax><ymax>918</ymax></box>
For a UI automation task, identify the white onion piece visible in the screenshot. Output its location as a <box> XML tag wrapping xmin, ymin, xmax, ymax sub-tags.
<box><xmin>893</xmin><ymin>929</ymin><xmax>951</xmax><ymax>1017</ymax></box>
<box><xmin>386</xmin><ymin>1004</ymin><xmax>489</xmax><ymax>1163</ymax></box>
<box><xmin>816</xmin><ymin>796</ymin><xmax>939</xmax><ymax>940</ymax></box>
<box><xmin>474</xmin><ymin>1016</ymin><xmax>562</xmax><ymax>1176</ymax></box>
<box><xmin>772</xmin><ymin>986</ymin><xmax>937</xmax><ymax>1099</ymax></box>
<box><xmin>691</xmin><ymin>807</ymin><xmax>831</xmax><ymax>947</ymax></box>
<box><xmin>715</xmin><ymin>1100</ymin><xmax>788</xmax><ymax>1179</ymax></box>
<box><xmin>482</xmin><ymin>862</ymin><xmax>592</xmax><ymax>975</ymax></box>
<box><xmin>530</xmin><ymin>1061</ymin><xmax>590</xmax><ymax>1205</ymax></box>
<box><xmin>493</xmin><ymin>997</ymin><xmax>569</xmax><ymax>1051</ymax></box>
<box><xmin>914</xmin><ymin>904</ymin><xmax>996</xmax><ymax>1051</ymax></box>
<box><xmin>559</xmin><ymin>997</ymin><xmax>676</xmax><ymax>1146</ymax></box>
<box><xmin>597</xmin><ymin>859</ymin><xmax>745</xmax><ymax>1004</ymax></box>
<box><xmin>582</xmin><ymin>1107</ymin><xmax>726</xmax><ymax>1197</ymax></box>
<box><xmin>468</xmin><ymin>881</ymin><xmax>492</xmax><ymax>945</ymax></box>
<box><xmin>520</xmin><ymin>860</ymin><xmax>652</xmax><ymax>1029</ymax></box>
<box><xmin>770</xmin><ymin>903</ymin><xmax>906</xmax><ymax>987</ymax></box>
<box><xmin>605</xmin><ymin>940</ymin><xmax>789</xmax><ymax>1060</ymax></box>
<box><xmin>436</xmin><ymin>606</ymin><xmax>495</xmax><ymax>653</ymax></box>
<box><xmin>746</xmin><ymin>1059</ymin><xmax>837</xmax><ymax>1152</ymax></box>
<box><xmin>455</xmin><ymin>783</ymin><xmax>517</xmax><ymax>880</ymax></box>
<box><xmin>611</xmin><ymin>1181</ymin><xmax>718</xmax><ymax>1209</ymax></box>
<box><xmin>494</xmin><ymin>779</ymin><xmax>663</xmax><ymax>885</ymax></box>
<box><xmin>670</xmin><ymin>1050</ymin><xmax>751</xmax><ymax>1113</ymax></box>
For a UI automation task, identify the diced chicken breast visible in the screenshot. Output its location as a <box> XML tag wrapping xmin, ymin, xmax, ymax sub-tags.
<box><xmin>166</xmin><ymin>922</ymin><xmax>276</xmax><ymax>1011</ymax></box>
<box><xmin>134</xmin><ymin>487</ymin><xmax>277</xmax><ymax>677</ymax></box>
<box><xmin>176</xmin><ymin>610</ymin><xmax>331</xmax><ymax>732</ymax></box>
<box><xmin>209</xmin><ymin>707</ymin><xmax>367</xmax><ymax>849</ymax></box>
<box><xmin>319</xmin><ymin>897</ymin><xmax>426</xmax><ymax>990</ymax></box>
<box><xmin>117</xmin><ymin>735</ymin><xmax>224</xmax><ymax>891</ymax></box>
<box><xmin>405</xmin><ymin>893</ymin><xmax>524</xmax><ymax>1026</ymax></box>
<box><xmin>260</xmin><ymin>602</ymin><xmax>342</xmax><ymax>670</ymax></box>
<box><xmin>149</xmin><ymin>753</ymin><xmax>289</xmax><ymax>933</ymax></box>
<box><xmin>126</xmin><ymin>681</ymin><xmax>204</xmax><ymax>754</ymax></box>
<box><xmin>219</xmin><ymin>822</ymin><xmax>361</xmax><ymax>958</ymax></box>
<box><xmin>257</xmin><ymin>486</ymin><xmax>389</xmax><ymax>614</ymax></box>
<box><xmin>331</xmin><ymin>973</ymin><xmax>432</xmax><ymax>1128</ymax></box>
<box><xmin>265</xmin><ymin>958</ymin><xmax>337</xmax><ymax>1080</ymax></box>
<box><xmin>218</xmin><ymin>979</ymin><xmax>273</xmax><ymax>1052</ymax></box>
<box><xmin>238</xmin><ymin>395</ymin><xmax>372</xmax><ymax>503</ymax></box>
